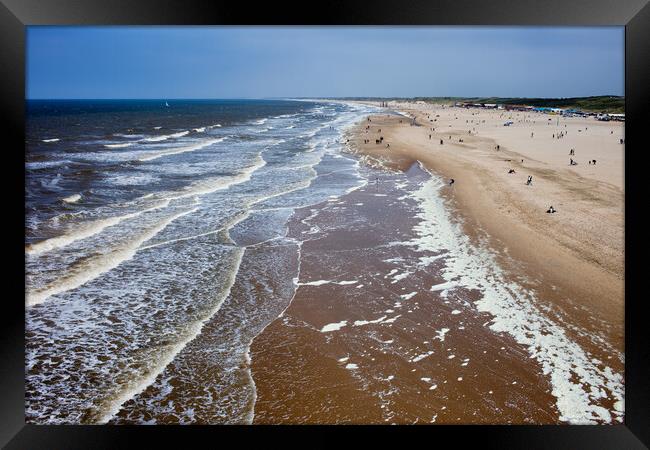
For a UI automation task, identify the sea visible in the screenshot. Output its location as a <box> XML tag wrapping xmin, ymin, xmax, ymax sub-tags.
<box><xmin>25</xmin><ymin>99</ymin><xmax>381</xmax><ymax>423</ymax></box>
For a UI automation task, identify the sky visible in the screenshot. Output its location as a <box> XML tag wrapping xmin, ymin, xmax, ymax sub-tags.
<box><xmin>26</xmin><ymin>26</ymin><xmax>624</xmax><ymax>99</ymax></box>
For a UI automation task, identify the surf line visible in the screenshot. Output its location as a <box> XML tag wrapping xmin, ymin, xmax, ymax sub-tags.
<box><xmin>95</xmin><ymin>247</ymin><xmax>246</xmax><ymax>424</ymax></box>
<box><xmin>26</xmin><ymin>207</ymin><xmax>196</xmax><ymax>307</ymax></box>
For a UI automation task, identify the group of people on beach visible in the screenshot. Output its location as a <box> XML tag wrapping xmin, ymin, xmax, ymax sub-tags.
<box><xmin>374</xmin><ymin>106</ymin><xmax>622</xmax><ymax>216</ymax></box>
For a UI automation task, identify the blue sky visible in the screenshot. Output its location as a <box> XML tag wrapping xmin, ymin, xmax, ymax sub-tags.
<box><xmin>26</xmin><ymin>26</ymin><xmax>624</xmax><ymax>99</ymax></box>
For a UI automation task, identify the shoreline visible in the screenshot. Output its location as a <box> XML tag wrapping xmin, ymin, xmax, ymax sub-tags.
<box><xmin>247</xmin><ymin>101</ymin><xmax>624</xmax><ymax>424</ymax></box>
<box><xmin>249</xmin><ymin>152</ymin><xmax>624</xmax><ymax>423</ymax></box>
<box><xmin>344</xmin><ymin>105</ymin><xmax>624</xmax><ymax>353</ymax></box>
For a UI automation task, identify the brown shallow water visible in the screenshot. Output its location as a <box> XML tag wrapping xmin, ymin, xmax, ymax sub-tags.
<box><xmin>251</xmin><ymin>163</ymin><xmax>564</xmax><ymax>424</ymax></box>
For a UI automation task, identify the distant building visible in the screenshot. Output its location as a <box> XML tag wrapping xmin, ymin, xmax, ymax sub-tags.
<box><xmin>505</xmin><ymin>104</ymin><xmax>531</xmax><ymax>111</ymax></box>
<box><xmin>597</xmin><ymin>113</ymin><xmax>625</xmax><ymax>122</ymax></box>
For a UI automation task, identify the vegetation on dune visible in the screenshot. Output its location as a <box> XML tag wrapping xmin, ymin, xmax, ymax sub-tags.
<box><xmin>332</xmin><ymin>96</ymin><xmax>624</xmax><ymax>114</ymax></box>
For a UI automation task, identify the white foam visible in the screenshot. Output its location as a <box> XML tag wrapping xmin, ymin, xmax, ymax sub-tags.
<box><xmin>26</xmin><ymin>199</ymin><xmax>171</xmax><ymax>256</ymax></box>
<box><xmin>104</xmin><ymin>143</ymin><xmax>134</xmax><ymax>148</ymax></box>
<box><xmin>26</xmin><ymin>160</ymin><xmax>72</xmax><ymax>170</ymax></box>
<box><xmin>451</xmin><ymin>310</ymin><xmax>461</xmax><ymax>315</ymax></box>
<box><xmin>353</xmin><ymin>316</ymin><xmax>387</xmax><ymax>327</ymax></box>
<box><xmin>143</xmin><ymin>130</ymin><xmax>189</xmax><ymax>142</ymax></box>
<box><xmin>138</xmin><ymin>137</ymin><xmax>227</xmax><ymax>162</ymax></box>
<box><xmin>97</xmin><ymin>246</ymin><xmax>245</xmax><ymax>424</ymax></box>
<box><xmin>42</xmin><ymin>138</ymin><xmax>60</xmax><ymax>142</ymax></box>
<box><xmin>400</xmin><ymin>292</ymin><xmax>417</xmax><ymax>300</ymax></box>
<box><xmin>418</xmin><ymin>255</ymin><xmax>445</xmax><ymax>267</ymax></box>
<box><xmin>300</xmin><ymin>279</ymin><xmax>331</xmax><ymax>286</ymax></box>
<box><xmin>109</xmin><ymin>173</ymin><xmax>159</xmax><ymax>186</ymax></box>
<box><xmin>382</xmin><ymin>315</ymin><xmax>401</xmax><ymax>324</ymax></box>
<box><xmin>139</xmin><ymin>228</ymin><xmax>221</xmax><ymax>251</ymax></box>
<box><xmin>345</xmin><ymin>363</ymin><xmax>359</xmax><ymax>370</ymax></box>
<box><xmin>299</xmin><ymin>279</ymin><xmax>357</xmax><ymax>286</ymax></box>
<box><xmin>412</xmin><ymin>351</ymin><xmax>434</xmax><ymax>362</ymax></box>
<box><xmin>170</xmin><ymin>153</ymin><xmax>265</xmax><ymax>199</ymax></box>
<box><xmin>385</xmin><ymin>269</ymin><xmax>399</xmax><ymax>278</ymax></box>
<box><xmin>434</xmin><ymin>328</ymin><xmax>450</xmax><ymax>342</ymax></box>
<box><xmin>431</xmin><ymin>281</ymin><xmax>458</xmax><ymax>292</ymax></box>
<box><xmin>61</xmin><ymin>193</ymin><xmax>82</xmax><ymax>204</ymax></box>
<box><xmin>26</xmin><ymin>207</ymin><xmax>197</xmax><ymax>306</ymax></box>
<box><xmin>320</xmin><ymin>321</ymin><xmax>348</xmax><ymax>332</ymax></box>
<box><xmin>391</xmin><ymin>271</ymin><xmax>412</xmax><ymax>284</ymax></box>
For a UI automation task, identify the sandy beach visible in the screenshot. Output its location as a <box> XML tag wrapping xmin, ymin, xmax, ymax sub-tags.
<box><xmin>250</xmin><ymin>101</ymin><xmax>624</xmax><ymax>424</ymax></box>
<box><xmin>349</xmin><ymin>102</ymin><xmax>625</xmax><ymax>349</ymax></box>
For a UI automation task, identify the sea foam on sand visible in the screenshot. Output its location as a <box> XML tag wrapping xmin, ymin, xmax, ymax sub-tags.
<box><xmin>321</xmin><ymin>321</ymin><xmax>348</xmax><ymax>332</ymax></box>
<box><xmin>406</xmin><ymin>163</ymin><xmax>624</xmax><ymax>424</ymax></box>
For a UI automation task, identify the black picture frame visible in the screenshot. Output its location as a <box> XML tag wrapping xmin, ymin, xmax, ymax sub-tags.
<box><xmin>2</xmin><ymin>0</ymin><xmax>649</xmax><ymax>448</ymax></box>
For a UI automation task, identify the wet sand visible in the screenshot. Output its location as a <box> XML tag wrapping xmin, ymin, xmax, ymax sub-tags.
<box><xmin>251</xmin><ymin>166</ymin><xmax>558</xmax><ymax>423</ymax></box>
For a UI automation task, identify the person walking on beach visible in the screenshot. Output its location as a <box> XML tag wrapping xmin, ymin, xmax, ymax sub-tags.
<box><xmin>527</xmin><ymin>175</ymin><xmax>533</xmax><ymax>185</ymax></box>
<box><xmin>546</xmin><ymin>206</ymin><xmax>556</xmax><ymax>213</ymax></box>
<box><xmin>449</xmin><ymin>178</ymin><xmax>455</xmax><ymax>186</ymax></box>
<box><xmin>440</xmin><ymin>139</ymin><xmax>443</xmax><ymax>145</ymax></box>
<box><xmin>429</xmin><ymin>134</ymin><xmax>432</xmax><ymax>140</ymax></box>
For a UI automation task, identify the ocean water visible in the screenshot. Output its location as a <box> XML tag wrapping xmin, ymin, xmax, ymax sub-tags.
<box><xmin>25</xmin><ymin>99</ymin><xmax>380</xmax><ymax>423</ymax></box>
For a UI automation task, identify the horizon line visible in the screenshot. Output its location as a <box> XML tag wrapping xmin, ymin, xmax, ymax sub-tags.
<box><xmin>26</xmin><ymin>94</ymin><xmax>625</xmax><ymax>101</ymax></box>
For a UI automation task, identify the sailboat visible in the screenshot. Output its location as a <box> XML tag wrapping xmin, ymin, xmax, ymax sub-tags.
<box><xmin>165</xmin><ymin>101</ymin><xmax>170</xmax><ymax>107</ymax></box>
